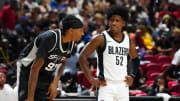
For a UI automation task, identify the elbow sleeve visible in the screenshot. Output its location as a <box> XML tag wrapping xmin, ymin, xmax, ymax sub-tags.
<box><xmin>129</xmin><ymin>57</ymin><xmax>140</xmax><ymax>78</ymax></box>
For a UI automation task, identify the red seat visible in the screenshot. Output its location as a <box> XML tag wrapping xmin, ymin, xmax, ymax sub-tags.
<box><xmin>168</xmin><ymin>81</ymin><xmax>179</xmax><ymax>96</ymax></box>
<box><xmin>143</xmin><ymin>54</ymin><xmax>156</xmax><ymax>63</ymax></box>
<box><xmin>168</xmin><ymin>81</ymin><xmax>179</xmax><ymax>91</ymax></box>
<box><xmin>77</xmin><ymin>70</ymin><xmax>97</xmax><ymax>89</ymax></box>
<box><xmin>146</xmin><ymin>80</ymin><xmax>154</xmax><ymax>87</ymax></box>
<box><xmin>130</xmin><ymin>91</ymin><xmax>147</xmax><ymax>96</ymax></box>
<box><xmin>145</xmin><ymin>63</ymin><xmax>161</xmax><ymax>81</ymax></box>
<box><xmin>77</xmin><ymin>71</ymin><xmax>84</xmax><ymax>85</ymax></box>
<box><xmin>156</xmin><ymin>55</ymin><xmax>171</xmax><ymax>65</ymax></box>
<box><xmin>160</xmin><ymin>63</ymin><xmax>170</xmax><ymax>72</ymax></box>
<box><xmin>145</xmin><ymin>63</ymin><xmax>161</xmax><ymax>71</ymax></box>
<box><xmin>147</xmin><ymin>70</ymin><xmax>161</xmax><ymax>81</ymax></box>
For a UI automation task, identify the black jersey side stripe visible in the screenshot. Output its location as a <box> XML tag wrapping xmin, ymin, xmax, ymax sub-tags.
<box><xmin>128</xmin><ymin>33</ymin><xmax>131</xmax><ymax>55</ymax></box>
<box><xmin>97</xmin><ymin>52</ymin><xmax>104</xmax><ymax>80</ymax></box>
<box><xmin>101</xmin><ymin>33</ymin><xmax>106</xmax><ymax>53</ymax></box>
<box><xmin>96</xmin><ymin>33</ymin><xmax>106</xmax><ymax>80</ymax></box>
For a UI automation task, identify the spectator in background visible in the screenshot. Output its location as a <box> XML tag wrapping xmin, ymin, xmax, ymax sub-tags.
<box><xmin>92</xmin><ymin>12</ymin><xmax>105</xmax><ymax>25</ymax></box>
<box><xmin>0</xmin><ymin>68</ymin><xmax>17</xmax><ymax>101</ymax></box>
<box><xmin>0</xmin><ymin>0</ymin><xmax>17</xmax><ymax>31</ymax></box>
<box><xmin>24</xmin><ymin>0</ymin><xmax>38</xmax><ymax>12</ymax></box>
<box><xmin>136</xmin><ymin>25</ymin><xmax>154</xmax><ymax>54</ymax></box>
<box><xmin>94</xmin><ymin>0</ymin><xmax>106</xmax><ymax>13</ymax></box>
<box><xmin>157</xmin><ymin>3</ymin><xmax>172</xmax><ymax>19</ymax></box>
<box><xmin>152</xmin><ymin>24</ymin><xmax>169</xmax><ymax>43</ymax></box>
<box><xmin>15</xmin><ymin>16</ymin><xmax>32</xmax><ymax>42</ymax></box>
<box><xmin>30</xmin><ymin>21</ymin><xmax>45</xmax><ymax>40</ymax></box>
<box><xmin>171</xmin><ymin>37</ymin><xmax>180</xmax><ymax>66</ymax></box>
<box><xmin>66</xmin><ymin>0</ymin><xmax>79</xmax><ymax>16</ymax></box>
<box><xmin>0</xmin><ymin>39</ymin><xmax>16</xmax><ymax>87</ymax></box>
<box><xmin>0</xmin><ymin>39</ymin><xmax>11</xmax><ymax>64</ymax></box>
<box><xmin>50</xmin><ymin>0</ymin><xmax>67</xmax><ymax>12</ymax></box>
<box><xmin>49</xmin><ymin>22</ymin><xmax>58</xmax><ymax>30</ymax></box>
<box><xmin>91</xmin><ymin>24</ymin><xmax>105</xmax><ymax>38</ymax></box>
<box><xmin>28</xmin><ymin>7</ymin><xmax>41</xmax><ymax>27</ymax></box>
<box><xmin>42</xmin><ymin>10</ymin><xmax>59</xmax><ymax>30</ymax></box>
<box><xmin>163</xmin><ymin>37</ymin><xmax>180</xmax><ymax>81</ymax></box>
<box><xmin>155</xmin><ymin>33</ymin><xmax>173</xmax><ymax>55</ymax></box>
<box><xmin>39</xmin><ymin>0</ymin><xmax>51</xmax><ymax>15</ymax></box>
<box><xmin>82</xmin><ymin>1</ymin><xmax>94</xmax><ymax>16</ymax></box>
<box><xmin>17</xmin><ymin>0</ymin><xmax>29</xmax><ymax>14</ymax></box>
<box><xmin>163</xmin><ymin>37</ymin><xmax>180</xmax><ymax>95</ymax></box>
<box><xmin>172</xmin><ymin>27</ymin><xmax>180</xmax><ymax>37</ymax></box>
<box><xmin>148</xmin><ymin>75</ymin><xmax>171</xmax><ymax>101</ymax></box>
<box><xmin>132</xmin><ymin>28</ymin><xmax>146</xmax><ymax>60</ymax></box>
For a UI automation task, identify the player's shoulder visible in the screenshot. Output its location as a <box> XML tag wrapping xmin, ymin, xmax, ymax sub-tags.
<box><xmin>91</xmin><ymin>34</ymin><xmax>104</xmax><ymax>44</ymax></box>
<box><xmin>91</xmin><ymin>30</ymin><xmax>107</xmax><ymax>41</ymax></box>
<box><xmin>37</xmin><ymin>30</ymin><xmax>57</xmax><ymax>41</ymax></box>
<box><xmin>35</xmin><ymin>29</ymin><xmax>57</xmax><ymax>46</ymax></box>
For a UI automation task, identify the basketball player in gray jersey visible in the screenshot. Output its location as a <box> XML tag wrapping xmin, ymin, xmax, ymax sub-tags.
<box><xmin>16</xmin><ymin>15</ymin><xmax>84</xmax><ymax>101</ymax></box>
<box><xmin>79</xmin><ymin>5</ymin><xmax>140</xmax><ymax>101</ymax></box>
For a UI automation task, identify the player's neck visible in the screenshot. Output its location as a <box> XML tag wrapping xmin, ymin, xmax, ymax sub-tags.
<box><xmin>109</xmin><ymin>30</ymin><xmax>123</xmax><ymax>40</ymax></box>
<box><xmin>62</xmin><ymin>35</ymin><xmax>71</xmax><ymax>43</ymax></box>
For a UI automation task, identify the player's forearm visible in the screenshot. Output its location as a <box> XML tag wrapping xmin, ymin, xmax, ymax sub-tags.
<box><xmin>27</xmin><ymin>57</ymin><xmax>44</xmax><ymax>100</ymax></box>
<box><xmin>53</xmin><ymin>60</ymin><xmax>67</xmax><ymax>84</ymax></box>
<box><xmin>27</xmin><ymin>68</ymin><xmax>39</xmax><ymax>100</ymax></box>
<box><xmin>79</xmin><ymin>54</ymin><xmax>93</xmax><ymax>81</ymax></box>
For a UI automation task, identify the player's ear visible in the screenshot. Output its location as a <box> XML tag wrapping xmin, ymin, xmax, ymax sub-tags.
<box><xmin>67</xmin><ymin>28</ymin><xmax>73</xmax><ymax>35</ymax></box>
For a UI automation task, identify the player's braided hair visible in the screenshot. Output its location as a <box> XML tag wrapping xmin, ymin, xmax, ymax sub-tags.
<box><xmin>107</xmin><ymin>5</ymin><xmax>129</xmax><ymax>22</ymax></box>
<box><xmin>62</xmin><ymin>15</ymin><xmax>83</xmax><ymax>35</ymax></box>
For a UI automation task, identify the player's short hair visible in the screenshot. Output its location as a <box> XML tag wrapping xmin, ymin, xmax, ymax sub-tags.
<box><xmin>107</xmin><ymin>5</ymin><xmax>129</xmax><ymax>22</ymax></box>
<box><xmin>62</xmin><ymin>15</ymin><xmax>83</xmax><ymax>34</ymax></box>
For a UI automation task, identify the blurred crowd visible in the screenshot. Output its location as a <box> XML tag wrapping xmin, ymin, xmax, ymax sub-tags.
<box><xmin>0</xmin><ymin>0</ymin><xmax>180</xmax><ymax>99</ymax></box>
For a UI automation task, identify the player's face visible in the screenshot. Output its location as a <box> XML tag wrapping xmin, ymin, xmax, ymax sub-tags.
<box><xmin>71</xmin><ymin>28</ymin><xmax>84</xmax><ymax>41</ymax></box>
<box><xmin>108</xmin><ymin>15</ymin><xmax>126</xmax><ymax>33</ymax></box>
<box><xmin>0</xmin><ymin>73</ymin><xmax>6</xmax><ymax>86</ymax></box>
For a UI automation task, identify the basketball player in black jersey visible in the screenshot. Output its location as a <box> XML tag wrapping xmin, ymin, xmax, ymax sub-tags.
<box><xmin>79</xmin><ymin>6</ymin><xmax>140</xmax><ymax>101</ymax></box>
<box><xmin>16</xmin><ymin>15</ymin><xmax>84</xmax><ymax>101</ymax></box>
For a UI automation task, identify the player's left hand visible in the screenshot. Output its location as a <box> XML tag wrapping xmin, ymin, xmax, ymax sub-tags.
<box><xmin>124</xmin><ymin>76</ymin><xmax>134</xmax><ymax>87</ymax></box>
<box><xmin>46</xmin><ymin>82</ymin><xmax>58</xmax><ymax>100</ymax></box>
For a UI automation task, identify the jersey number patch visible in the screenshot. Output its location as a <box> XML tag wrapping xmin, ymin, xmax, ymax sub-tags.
<box><xmin>116</xmin><ymin>56</ymin><xmax>123</xmax><ymax>66</ymax></box>
<box><xmin>45</xmin><ymin>62</ymin><xmax>57</xmax><ymax>71</ymax></box>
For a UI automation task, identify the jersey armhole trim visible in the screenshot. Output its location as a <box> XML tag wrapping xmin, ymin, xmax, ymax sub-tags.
<box><xmin>129</xmin><ymin>35</ymin><xmax>131</xmax><ymax>53</ymax></box>
<box><xmin>70</xmin><ymin>41</ymin><xmax>75</xmax><ymax>53</ymax></box>
<box><xmin>48</xmin><ymin>30</ymin><xmax>57</xmax><ymax>53</ymax></box>
<box><xmin>97</xmin><ymin>33</ymin><xmax>106</xmax><ymax>53</ymax></box>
